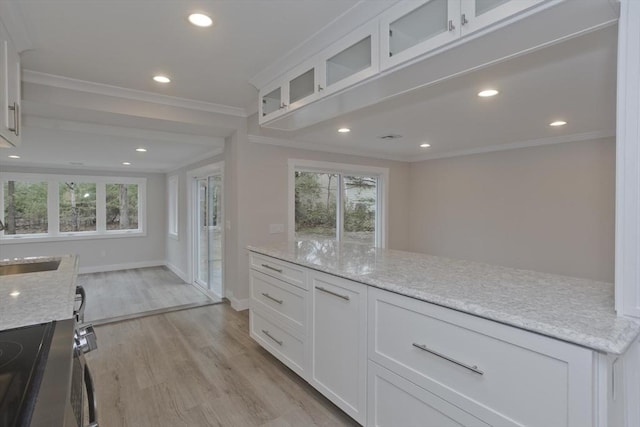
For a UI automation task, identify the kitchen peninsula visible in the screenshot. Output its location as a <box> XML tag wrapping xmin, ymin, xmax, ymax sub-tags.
<box><xmin>248</xmin><ymin>240</ymin><xmax>640</xmax><ymax>426</ymax></box>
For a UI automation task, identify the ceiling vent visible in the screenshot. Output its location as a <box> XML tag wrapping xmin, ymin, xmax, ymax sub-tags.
<box><xmin>378</xmin><ymin>134</ymin><xmax>403</xmax><ymax>140</ymax></box>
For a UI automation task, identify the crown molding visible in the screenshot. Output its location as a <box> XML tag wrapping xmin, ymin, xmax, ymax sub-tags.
<box><xmin>24</xmin><ymin>116</ymin><xmax>225</xmax><ymax>147</ymax></box>
<box><xmin>247</xmin><ymin>134</ymin><xmax>408</xmax><ymax>162</ymax></box>
<box><xmin>409</xmin><ymin>130</ymin><xmax>616</xmax><ymax>162</ymax></box>
<box><xmin>23</xmin><ymin>70</ymin><xmax>249</xmax><ymax>118</ymax></box>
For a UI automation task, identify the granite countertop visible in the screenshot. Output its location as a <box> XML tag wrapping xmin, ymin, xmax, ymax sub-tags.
<box><xmin>0</xmin><ymin>255</ymin><xmax>79</xmax><ymax>330</ymax></box>
<box><xmin>248</xmin><ymin>240</ymin><xmax>640</xmax><ymax>355</ymax></box>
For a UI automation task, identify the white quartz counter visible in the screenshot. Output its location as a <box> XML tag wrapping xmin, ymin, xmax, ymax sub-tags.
<box><xmin>0</xmin><ymin>255</ymin><xmax>79</xmax><ymax>330</ymax></box>
<box><xmin>248</xmin><ymin>240</ymin><xmax>640</xmax><ymax>355</ymax></box>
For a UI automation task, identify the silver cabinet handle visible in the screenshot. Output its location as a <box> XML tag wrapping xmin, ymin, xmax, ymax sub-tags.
<box><xmin>261</xmin><ymin>329</ymin><xmax>283</xmax><ymax>346</ymax></box>
<box><xmin>261</xmin><ymin>292</ymin><xmax>283</xmax><ymax>305</ymax></box>
<box><xmin>84</xmin><ymin>363</ymin><xmax>99</xmax><ymax>426</ymax></box>
<box><xmin>75</xmin><ymin>285</ymin><xmax>86</xmax><ymax>324</ymax></box>
<box><xmin>261</xmin><ymin>263</ymin><xmax>283</xmax><ymax>273</ymax></box>
<box><xmin>448</xmin><ymin>19</ymin><xmax>455</xmax><ymax>31</ymax></box>
<box><xmin>315</xmin><ymin>286</ymin><xmax>350</xmax><ymax>301</ymax></box>
<box><xmin>318</xmin><ymin>84</ymin><xmax>324</xmax><ymax>91</ymax></box>
<box><xmin>8</xmin><ymin>102</ymin><xmax>19</xmax><ymax>136</ymax></box>
<box><xmin>412</xmin><ymin>343</ymin><xmax>483</xmax><ymax>375</ymax></box>
<box><xmin>461</xmin><ymin>13</ymin><xmax>468</xmax><ymax>26</ymax></box>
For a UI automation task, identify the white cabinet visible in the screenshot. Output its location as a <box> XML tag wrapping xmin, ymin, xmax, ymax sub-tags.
<box><xmin>459</xmin><ymin>0</ymin><xmax>546</xmax><ymax>36</ymax></box>
<box><xmin>380</xmin><ymin>0</ymin><xmax>460</xmax><ymax>70</ymax></box>
<box><xmin>367</xmin><ymin>287</ymin><xmax>595</xmax><ymax>427</ymax></box>
<box><xmin>0</xmin><ymin>20</ymin><xmax>21</xmax><ymax>147</ymax></box>
<box><xmin>380</xmin><ymin>0</ymin><xmax>546</xmax><ymax>70</ymax></box>
<box><xmin>319</xmin><ymin>21</ymin><xmax>379</xmax><ymax>97</ymax></box>
<box><xmin>309</xmin><ymin>271</ymin><xmax>367</xmax><ymax>425</ymax></box>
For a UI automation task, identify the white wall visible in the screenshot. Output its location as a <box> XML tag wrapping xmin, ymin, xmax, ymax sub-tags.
<box><xmin>0</xmin><ymin>165</ymin><xmax>166</xmax><ymax>272</ymax></box>
<box><xmin>408</xmin><ymin>138</ymin><xmax>615</xmax><ymax>282</ymax></box>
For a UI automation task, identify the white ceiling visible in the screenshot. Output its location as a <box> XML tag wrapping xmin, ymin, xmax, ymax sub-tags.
<box><xmin>13</xmin><ymin>0</ymin><xmax>360</xmax><ymax>110</ymax></box>
<box><xmin>0</xmin><ymin>2</ymin><xmax>618</xmax><ymax>171</ymax></box>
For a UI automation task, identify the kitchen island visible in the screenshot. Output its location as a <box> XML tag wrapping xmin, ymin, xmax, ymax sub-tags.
<box><xmin>248</xmin><ymin>240</ymin><xmax>640</xmax><ymax>427</ymax></box>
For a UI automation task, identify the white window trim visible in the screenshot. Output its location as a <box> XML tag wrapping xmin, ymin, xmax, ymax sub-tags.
<box><xmin>288</xmin><ymin>158</ymin><xmax>389</xmax><ymax>248</ymax></box>
<box><xmin>167</xmin><ymin>174</ymin><xmax>179</xmax><ymax>240</ymax></box>
<box><xmin>0</xmin><ymin>172</ymin><xmax>146</xmax><ymax>243</ymax></box>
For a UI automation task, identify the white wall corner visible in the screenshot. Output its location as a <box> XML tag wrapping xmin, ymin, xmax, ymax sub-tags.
<box><xmin>227</xmin><ymin>291</ymin><xmax>249</xmax><ymax>311</ymax></box>
<box><xmin>165</xmin><ymin>261</ymin><xmax>189</xmax><ymax>283</ymax></box>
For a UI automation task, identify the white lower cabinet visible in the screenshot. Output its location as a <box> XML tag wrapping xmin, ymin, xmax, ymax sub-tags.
<box><xmin>367</xmin><ymin>288</ymin><xmax>594</xmax><ymax>427</ymax></box>
<box><xmin>309</xmin><ymin>271</ymin><xmax>368</xmax><ymax>425</ymax></box>
<box><xmin>248</xmin><ymin>252</ymin><xmax>621</xmax><ymax>427</ymax></box>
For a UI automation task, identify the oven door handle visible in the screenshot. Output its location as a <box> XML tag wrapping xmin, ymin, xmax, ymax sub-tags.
<box><xmin>84</xmin><ymin>362</ymin><xmax>99</xmax><ymax>427</ymax></box>
<box><xmin>75</xmin><ymin>286</ymin><xmax>86</xmax><ymax>324</ymax></box>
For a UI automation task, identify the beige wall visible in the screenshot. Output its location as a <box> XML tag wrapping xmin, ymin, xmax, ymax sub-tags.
<box><xmin>407</xmin><ymin>138</ymin><xmax>615</xmax><ymax>282</ymax></box>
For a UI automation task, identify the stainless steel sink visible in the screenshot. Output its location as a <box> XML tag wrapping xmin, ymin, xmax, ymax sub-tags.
<box><xmin>0</xmin><ymin>260</ymin><xmax>61</xmax><ymax>276</ymax></box>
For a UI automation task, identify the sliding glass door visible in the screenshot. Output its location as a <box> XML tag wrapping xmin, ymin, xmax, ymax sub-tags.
<box><xmin>194</xmin><ymin>173</ymin><xmax>223</xmax><ymax>298</ymax></box>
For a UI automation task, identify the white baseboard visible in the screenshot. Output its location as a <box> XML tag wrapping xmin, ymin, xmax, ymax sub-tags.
<box><xmin>165</xmin><ymin>262</ymin><xmax>189</xmax><ymax>283</ymax></box>
<box><xmin>228</xmin><ymin>293</ymin><xmax>249</xmax><ymax>311</ymax></box>
<box><xmin>78</xmin><ymin>260</ymin><xmax>165</xmax><ymax>274</ymax></box>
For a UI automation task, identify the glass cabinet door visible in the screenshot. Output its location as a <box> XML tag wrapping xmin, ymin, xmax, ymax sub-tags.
<box><xmin>380</xmin><ymin>0</ymin><xmax>460</xmax><ymax>70</ymax></box>
<box><xmin>261</xmin><ymin>86</ymin><xmax>283</xmax><ymax>117</ymax></box>
<box><xmin>326</xmin><ymin>36</ymin><xmax>372</xmax><ymax>88</ymax></box>
<box><xmin>459</xmin><ymin>0</ymin><xmax>545</xmax><ymax>36</ymax></box>
<box><xmin>289</xmin><ymin>67</ymin><xmax>316</xmax><ymax>106</ymax></box>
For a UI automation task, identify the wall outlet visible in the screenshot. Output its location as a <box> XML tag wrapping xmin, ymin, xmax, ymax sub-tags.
<box><xmin>269</xmin><ymin>224</ymin><xmax>285</xmax><ymax>234</ymax></box>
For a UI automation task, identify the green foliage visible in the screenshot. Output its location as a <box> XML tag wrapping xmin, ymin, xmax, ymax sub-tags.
<box><xmin>106</xmin><ymin>183</ymin><xmax>138</xmax><ymax>229</ymax></box>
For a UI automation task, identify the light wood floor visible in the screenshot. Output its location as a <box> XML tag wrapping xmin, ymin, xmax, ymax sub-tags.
<box><xmin>77</xmin><ymin>267</ymin><xmax>218</xmax><ymax>323</ymax></box>
<box><xmin>85</xmin><ymin>304</ymin><xmax>359</xmax><ymax>427</ymax></box>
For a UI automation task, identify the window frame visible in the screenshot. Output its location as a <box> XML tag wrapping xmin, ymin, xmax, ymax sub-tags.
<box><xmin>0</xmin><ymin>172</ymin><xmax>146</xmax><ymax>243</ymax></box>
<box><xmin>167</xmin><ymin>174</ymin><xmax>179</xmax><ymax>240</ymax></box>
<box><xmin>288</xmin><ymin>159</ymin><xmax>388</xmax><ymax>248</ymax></box>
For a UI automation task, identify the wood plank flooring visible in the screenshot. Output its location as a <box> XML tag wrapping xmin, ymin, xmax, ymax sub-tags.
<box><xmin>85</xmin><ymin>304</ymin><xmax>359</xmax><ymax>427</ymax></box>
<box><xmin>77</xmin><ymin>267</ymin><xmax>218</xmax><ymax>323</ymax></box>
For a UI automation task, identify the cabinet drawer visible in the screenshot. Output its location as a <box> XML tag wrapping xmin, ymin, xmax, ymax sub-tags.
<box><xmin>250</xmin><ymin>270</ymin><xmax>306</xmax><ymax>332</ymax></box>
<box><xmin>250</xmin><ymin>252</ymin><xmax>306</xmax><ymax>289</ymax></box>
<box><xmin>368</xmin><ymin>361</ymin><xmax>490</xmax><ymax>427</ymax></box>
<box><xmin>250</xmin><ymin>310</ymin><xmax>306</xmax><ymax>377</ymax></box>
<box><xmin>368</xmin><ymin>288</ymin><xmax>593</xmax><ymax>427</ymax></box>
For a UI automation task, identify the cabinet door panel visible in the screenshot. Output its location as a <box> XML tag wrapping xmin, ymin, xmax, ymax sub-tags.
<box><xmin>460</xmin><ymin>0</ymin><xmax>547</xmax><ymax>36</ymax></box>
<box><xmin>380</xmin><ymin>0</ymin><xmax>460</xmax><ymax>70</ymax></box>
<box><xmin>311</xmin><ymin>272</ymin><xmax>367</xmax><ymax>424</ymax></box>
<box><xmin>368</xmin><ymin>361</ymin><xmax>491</xmax><ymax>427</ymax></box>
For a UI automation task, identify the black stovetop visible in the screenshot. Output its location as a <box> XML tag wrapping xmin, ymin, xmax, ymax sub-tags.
<box><xmin>0</xmin><ymin>322</ymin><xmax>54</xmax><ymax>427</ymax></box>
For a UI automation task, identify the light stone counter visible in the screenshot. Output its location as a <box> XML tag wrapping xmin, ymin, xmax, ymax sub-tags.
<box><xmin>248</xmin><ymin>240</ymin><xmax>640</xmax><ymax>355</ymax></box>
<box><xmin>0</xmin><ymin>255</ymin><xmax>79</xmax><ymax>330</ymax></box>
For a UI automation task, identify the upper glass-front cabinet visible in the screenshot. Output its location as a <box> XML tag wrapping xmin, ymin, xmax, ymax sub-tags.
<box><xmin>459</xmin><ymin>0</ymin><xmax>546</xmax><ymax>35</ymax></box>
<box><xmin>287</xmin><ymin>58</ymin><xmax>320</xmax><ymax>109</ymax></box>
<box><xmin>381</xmin><ymin>0</ymin><xmax>460</xmax><ymax>70</ymax></box>
<box><xmin>320</xmin><ymin>21</ymin><xmax>379</xmax><ymax>96</ymax></box>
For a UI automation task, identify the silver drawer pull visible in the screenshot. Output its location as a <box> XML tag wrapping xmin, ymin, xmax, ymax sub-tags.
<box><xmin>261</xmin><ymin>292</ymin><xmax>283</xmax><ymax>304</ymax></box>
<box><xmin>261</xmin><ymin>263</ymin><xmax>283</xmax><ymax>273</ymax></box>
<box><xmin>262</xmin><ymin>329</ymin><xmax>283</xmax><ymax>346</ymax></box>
<box><xmin>315</xmin><ymin>286</ymin><xmax>350</xmax><ymax>301</ymax></box>
<box><xmin>412</xmin><ymin>343</ymin><xmax>484</xmax><ymax>375</ymax></box>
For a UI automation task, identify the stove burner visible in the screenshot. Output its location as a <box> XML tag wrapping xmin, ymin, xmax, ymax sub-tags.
<box><xmin>0</xmin><ymin>341</ymin><xmax>24</xmax><ymax>369</ymax></box>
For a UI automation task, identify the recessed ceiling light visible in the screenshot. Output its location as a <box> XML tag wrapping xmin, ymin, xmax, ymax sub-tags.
<box><xmin>338</xmin><ymin>128</ymin><xmax>351</xmax><ymax>133</ymax></box>
<box><xmin>153</xmin><ymin>75</ymin><xmax>171</xmax><ymax>83</ymax></box>
<box><xmin>478</xmin><ymin>89</ymin><xmax>499</xmax><ymax>97</ymax></box>
<box><xmin>8</xmin><ymin>155</ymin><xmax>20</xmax><ymax>159</ymax></box>
<box><xmin>10</xmin><ymin>291</ymin><xmax>20</xmax><ymax>297</ymax></box>
<box><xmin>122</xmin><ymin>162</ymin><xmax>131</xmax><ymax>166</ymax></box>
<box><xmin>549</xmin><ymin>120</ymin><xmax>567</xmax><ymax>127</ymax></box>
<box><xmin>420</xmin><ymin>143</ymin><xmax>431</xmax><ymax>148</ymax></box>
<box><xmin>136</xmin><ymin>148</ymin><xmax>147</xmax><ymax>152</ymax></box>
<box><xmin>188</xmin><ymin>13</ymin><xmax>213</xmax><ymax>27</ymax></box>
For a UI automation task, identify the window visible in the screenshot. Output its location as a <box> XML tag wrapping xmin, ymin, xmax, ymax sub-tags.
<box><xmin>167</xmin><ymin>175</ymin><xmax>179</xmax><ymax>238</ymax></box>
<box><xmin>289</xmin><ymin>160</ymin><xmax>387</xmax><ymax>247</ymax></box>
<box><xmin>0</xmin><ymin>172</ymin><xmax>146</xmax><ymax>242</ymax></box>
